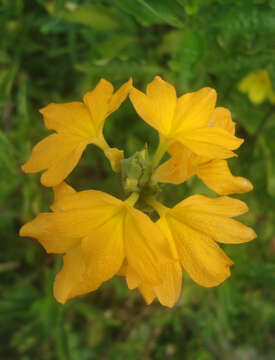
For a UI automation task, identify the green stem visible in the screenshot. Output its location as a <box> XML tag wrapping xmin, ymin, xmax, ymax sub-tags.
<box><xmin>125</xmin><ymin>192</ymin><xmax>139</xmax><ymax>207</ymax></box>
<box><xmin>151</xmin><ymin>136</ymin><xmax>173</xmax><ymax>169</ymax></box>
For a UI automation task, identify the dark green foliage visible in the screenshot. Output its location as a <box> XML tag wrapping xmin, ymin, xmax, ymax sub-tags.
<box><xmin>0</xmin><ymin>0</ymin><xmax>274</xmax><ymax>359</ymax></box>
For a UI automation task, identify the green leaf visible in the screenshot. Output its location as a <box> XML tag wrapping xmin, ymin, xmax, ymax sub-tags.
<box><xmin>60</xmin><ymin>4</ymin><xmax>120</xmax><ymax>30</ymax></box>
<box><xmin>117</xmin><ymin>0</ymin><xmax>184</xmax><ymax>27</ymax></box>
<box><xmin>99</xmin><ymin>35</ymin><xmax>136</xmax><ymax>60</ymax></box>
<box><xmin>260</xmin><ymin>119</ymin><xmax>275</xmax><ymax>197</ymax></box>
<box><xmin>76</xmin><ymin>59</ymin><xmax>164</xmax><ymax>80</ymax></box>
<box><xmin>169</xmin><ymin>30</ymin><xmax>204</xmax><ymax>86</ymax></box>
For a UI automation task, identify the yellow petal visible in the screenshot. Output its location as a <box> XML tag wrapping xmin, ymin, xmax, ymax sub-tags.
<box><xmin>172</xmin><ymin>87</ymin><xmax>217</xmax><ymax>135</ymax></box>
<box><xmin>19</xmin><ymin>213</ymin><xmax>81</xmax><ymax>253</ymax></box>
<box><xmin>40</xmin><ymin>141</ymin><xmax>88</xmax><ymax>187</ymax></box>
<box><xmin>249</xmin><ymin>84</ymin><xmax>266</xmax><ymax>104</ymax></box>
<box><xmin>125</xmin><ymin>265</ymin><xmax>141</xmax><ymax>290</ymax></box>
<box><xmin>138</xmin><ymin>284</ymin><xmax>155</xmax><ymax>305</ymax></box>
<box><xmin>22</xmin><ymin>134</ymin><xmax>89</xmax><ymax>187</ymax></box>
<box><xmin>117</xmin><ymin>260</ymin><xmax>127</xmax><ymax>276</ymax></box>
<box><xmin>20</xmin><ymin>190</ymin><xmax>123</xmax><ymax>253</ymax></box>
<box><xmin>45</xmin><ymin>206</ymin><xmax>122</xmax><ymax>240</ymax></box>
<box><xmin>146</xmin><ymin>76</ymin><xmax>177</xmax><ymax>134</ymax></box>
<box><xmin>103</xmin><ymin>147</ymin><xmax>124</xmax><ymax>173</ymax></box>
<box><xmin>239</xmin><ymin>73</ymin><xmax>255</xmax><ymax>92</ymax></box>
<box><xmin>179</xmin><ymin>212</ymin><xmax>256</xmax><ymax>244</ymax></box>
<box><xmin>210</xmin><ymin>107</ymin><xmax>236</xmax><ymax>135</ymax></box>
<box><xmin>51</xmin><ymin>182</ymin><xmax>76</xmax><ymax>211</ymax></box>
<box><xmin>238</xmin><ymin>70</ymin><xmax>273</xmax><ymax>105</ymax></box>
<box><xmin>154</xmin><ymin>262</ymin><xmax>182</xmax><ymax>308</ymax></box>
<box><xmin>81</xmin><ymin>211</ymin><xmax>125</xmax><ymax>286</ymax></box>
<box><xmin>129</xmin><ymin>76</ymin><xmax>176</xmax><ymax>135</ymax></box>
<box><xmin>22</xmin><ymin>134</ymin><xmax>81</xmax><ymax>173</ymax></box>
<box><xmin>124</xmin><ymin>206</ymin><xmax>173</xmax><ymax>286</ymax></box>
<box><xmin>172</xmin><ymin>195</ymin><xmax>256</xmax><ymax>244</ymax></box>
<box><xmin>154</xmin><ymin>144</ymin><xmax>195</xmax><ymax>184</ymax></box>
<box><xmin>175</xmin><ymin>194</ymin><xmax>249</xmax><ymax>217</ymax></box>
<box><xmin>83</xmin><ymin>79</ymin><xmax>114</xmax><ymax>136</ymax></box>
<box><xmin>53</xmin><ymin>189</ymin><xmax>122</xmax><ymax>211</ymax></box>
<box><xmin>153</xmin><ymin>156</ymin><xmax>189</xmax><ymax>184</ymax></box>
<box><xmin>168</xmin><ymin>216</ymin><xmax>233</xmax><ymax>287</ymax></box>
<box><xmin>129</xmin><ymin>87</ymin><xmax>159</xmax><ymax>131</ymax></box>
<box><xmin>178</xmin><ymin>127</ymin><xmax>243</xmax><ymax>159</ymax></box>
<box><xmin>108</xmin><ymin>78</ymin><xmax>132</xmax><ymax>113</ymax></box>
<box><xmin>40</xmin><ymin>102</ymin><xmax>95</xmax><ymax>137</ymax></box>
<box><xmin>197</xmin><ymin>159</ymin><xmax>253</xmax><ymax>195</ymax></box>
<box><xmin>54</xmin><ymin>245</ymin><xmax>97</xmax><ymax>304</ymax></box>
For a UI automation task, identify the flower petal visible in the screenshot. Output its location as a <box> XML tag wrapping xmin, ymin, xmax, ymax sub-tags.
<box><xmin>54</xmin><ymin>245</ymin><xmax>97</xmax><ymax>304</ymax></box>
<box><xmin>83</xmin><ymin>79</ymin><xmax>114</xmax><ymax>136</ymax></box>
<box><xmin>125</xmin><ymin>265</ymin><xmax>140</xmax><ymax>290</ymax></box>
<box><xmin>146</xmin><ymin>76</ymin><xmax>177</xmax><ymax>134</ymax></box>
<box><xmin>53</xmin><ymin>189</ymin><xmax>122</xmax><ymax>211</ymax></box>
<box><xmin>153</xmin><ymin>156</ymin><xmax>189</xmax><ymax>184</ymax></box>
<box><xmin>22</xmin><ymin>134</ymin><xmax>89</xmax><ymax>187</ymax></box>
<box><xmin>172</xmin><ymin>87</ymin><xmax>217</xmax><ymax>134</ymax></box>
<box><xmin>154</xmin><ymin>144</ymin><xmax>195</xmax><ymax>185</ymax></box>
<box><xmin>130</xmin><ymin>76</ymin><xmax>177</xmax><ymax>135</ymax></box>
<box><xmin>108</xmin><ymin>78</ymin><xmax>132</xmax><ymax>113</ymax></box>
<box><xmin>178</xmin><ymin>212</ymin><xmax>256</xmax><ymax>244</ymax></box>
<box><xmin>40</xmin><ymin>102</ymin><xmax>95</xmax><ymax>137</ymax></box>
<box><xmin>174</xmin><ymin>194</ymin><xmax>249</xmax><ymax>217</ymax></box>
<box><xmin>154</xmin><ymin>262</ymin><xmax>182</xmax><ymax>308</ymax></box>
<box><xmin>124</xmin><ymin>206</ymin><xmax>173</xmax><ymax>286</ymax></box>
<box><xmin>177</xmin><ymin>127</ymin><xmax>243</xmax><ymax>159</ymax></box>
<box><xmin>22</xmin><ymin>134</ymin><xmax>82</xmax><ymax>173</ymax></box>
<box><xmin>172</xmin><ymin>195</ymin><xmax>256</xmax><ymax>244</ymax></box>
<box><xmin>20</xmin><ymin>191</ymin><xmax>123</xmax><ymax>253</ymax></box>
<box><xmin>129</xmin><ymin>87</ymin><xmax>159</xmax><ymax>131</ymax></box>
<box><xmin>210</xmin><ymin>107</ymin><xmax>236</xmax><ymax>134</ymax></box>
<box><xmin>138</xmin><ymin>284</ymin><xmax>155</xmax><ymax>305</ymax></box>
<box><xmin>168</xmin><ymin>217</ymin><xmax>233</xmax><ymax>287</ymax></box>
<box><xmin>81</xmin><ymin>211</ymin><xmax>125</xmax><ymax>286</ymax></box>
<box><xmin>40</xmin><ymin>141</ymin><xmax>88</xmax><ymax>187</ymax></box>
<box><xmin>19</xmin><ymin>213</ymin><xmax>81</xmax><ymax>253</ymax></box>
<box><xmin>51</xmin><ymin>182</ymin><xmax>76</xmax><ymax>211</ymax></box>
<box><xmin>197</xmin><ymin>159</ymin><xmax>253</xmax><ymax>195</ymax></box>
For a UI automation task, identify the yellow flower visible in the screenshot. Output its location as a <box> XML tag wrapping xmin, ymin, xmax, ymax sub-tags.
<box><xmin>147</xmin><ymin>195</ymin><xmax>256</xmax><ymax>287</ymax></box>
<box><xmin>19</xmin><ymin>186</ymin><xmax>175</xmax><ymax>304</ymax></box>
<box><xmin>130</xmin><ymin>76</ymin><xmax>243</xmax><ymax>160</ymax></box>
<box><xmin>238</xmin><ymin>70</ymin><xmax>275</xmax><ymax>104</ymax></box>
<box><xmin>154</xmin><ymin>107</ymin><xmax>253</xmax><ymax>195</ymax></box>
<box><xmin>22</xmin><ymin>78</ymin><xmax>132</xmax><ymax>186</ymax></box>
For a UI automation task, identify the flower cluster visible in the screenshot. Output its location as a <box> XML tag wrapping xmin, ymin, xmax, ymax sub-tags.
<box><xmin>20</xmin><ymin>76</ymin><xmax>256</xmax><ymax>307</ymax></box>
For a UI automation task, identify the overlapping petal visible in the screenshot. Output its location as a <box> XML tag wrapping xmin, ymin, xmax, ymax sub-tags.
<box><xmin>54</xmin><ymin>245</ymin><xmax>97</xmax><ymax>304</ymax></box>
<box><xmin>22</xmin><ymin>78</ymin><xmax>132</xmax><ymax>186</ymax></box>
<box><xmin>154</xmin><ymin>107</ymin><xmax>252</xmax><ymax>195</ymax></box>
<box><xmin>197</xmin><ymin>159</ymin><xmax>253</xmax><ymax>195</ymax></box>
<box><xmin>150</xmin><ymin>195</ymin><xmax>256</xmax><ymax>287</ymax></box>
<box><xmin>20</xmin><ymin>189</ymin><xmax>175</xmax><ymax>302</ymax></box>
<box><xmin>130</xmin><ymin>76</ymin><xmax>243</xmax><ymax>160</ymax></box>
<box><xmin>121</xmin><ymin>261</ymin><xmax>182</xmax><ymax>308</ymax></box>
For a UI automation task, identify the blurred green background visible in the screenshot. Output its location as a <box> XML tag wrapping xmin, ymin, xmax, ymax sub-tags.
<box><xmin>1</xmin><ymin>0</ymin><xmax>275</xmax><ymax>359</ymax></box>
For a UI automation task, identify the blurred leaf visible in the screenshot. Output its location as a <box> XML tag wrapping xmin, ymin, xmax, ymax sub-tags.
<box><xmin>117</xmin><ymin>0</ymin><xmax>184</xmax><ymax>27</ymax></box>
<box><xmin>76</xmin><ymin>59</ymin><xmax>164</xmax><ymax>80</ymax></box>
<box><xmin>60</xmin><ymin>4</ymin><xmax>121</xmax><ymax>30</ymax></box>
<box><xmin>99</xmin><ymin>35</ymin><xmax>136</xmax><ymax>60</ymax></box>
<box><xmin>0</xmin><ymin>62</ymin><xmax>19</xmax><ymax>103</ymax></box>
